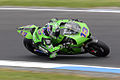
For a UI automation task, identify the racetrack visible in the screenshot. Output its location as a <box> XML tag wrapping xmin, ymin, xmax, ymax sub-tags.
<box><xmin>0</xmin><ymin>8</ymin><xmax>120</xmax><ymax>68</ymax></box>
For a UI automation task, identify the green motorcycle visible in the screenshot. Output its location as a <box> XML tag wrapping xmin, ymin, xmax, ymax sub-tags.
<box><xmin>17</xmin><ymin>18</ymin><xmax>110</xmax><ymax>59</ymax></box>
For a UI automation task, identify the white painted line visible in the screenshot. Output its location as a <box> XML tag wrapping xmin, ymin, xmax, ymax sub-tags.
<box><xmin>1</xmin><ymin>60</ymin><xmax>120</xmax><ymax>73</ymax></box>
<box><xmin>0</xmin><ymin>8</ymin><xmax>120</xmax><ymax>13</ymax></box>
<box><xmin>0</xmin><ymin>60</ymin><xmax>120</xmax><ymax>69</ymax></box>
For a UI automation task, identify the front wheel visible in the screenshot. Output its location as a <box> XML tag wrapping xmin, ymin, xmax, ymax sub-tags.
<box><xmin>23</xmin><ymin>38</ymin><xmax>44</xmax><ymax>56</ymax></box>
<box><xmin>87</xmin><ymin>40</ymin><xmax>110</xmax><ymax>57</ymax></box>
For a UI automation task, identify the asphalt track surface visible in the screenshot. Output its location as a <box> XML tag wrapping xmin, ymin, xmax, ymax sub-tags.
<box><xmin>0</xmin><ymin>9</ymin><xmax>120</xmax><ymax>68</ymax></box>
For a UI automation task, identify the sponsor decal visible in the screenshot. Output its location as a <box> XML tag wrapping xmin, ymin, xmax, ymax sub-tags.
<box><xmin>20</xmin><ymin>31</ymin><xmax>27</xmax><ymax>37</ymax></box>
<box><xmin>38</xmin><ymin>30</ymin><xmax>41</xmax><ymax>35</ymax></box>
<box><xmin>42</xmin><ymin>28</ymin><xmax>46</xmax><ymax>35</ymax></box>
<box><xmin>47</xmin><ymin>25</ymin><xmax>50</xmax><ymax>32</ymax></box>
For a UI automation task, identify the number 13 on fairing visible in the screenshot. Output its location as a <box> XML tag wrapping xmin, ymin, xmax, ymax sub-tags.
<box><xmin>80</xmin><ymin>27</ymin><xmax>88</xmax><ymax>38</ymax></box>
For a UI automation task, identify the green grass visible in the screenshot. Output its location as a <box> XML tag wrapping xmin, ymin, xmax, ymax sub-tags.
<box><xmin>0</xmin><ymin>0</ymin><xmax>120</xmax><ymax>8</ymax></box>
<box><xmin>0</xmin><ymin>68</ymin><xmax>110</xmax><ymax>80</ymax></box>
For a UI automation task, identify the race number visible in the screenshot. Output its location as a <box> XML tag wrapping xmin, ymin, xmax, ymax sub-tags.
<box><xmin>80</xmin><ymin>27</ymin><xmax>88</xmax><ymax>38</ymax></box>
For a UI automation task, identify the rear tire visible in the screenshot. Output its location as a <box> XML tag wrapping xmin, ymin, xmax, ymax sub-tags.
<box><xmin>87</xmin><ymin>40</ymin><xmax>110</xmax><ymax>57</ymax></box>
<box><xmin>23</xmin><ymin>38</ymin><xmax>44</xmax><ymax>56</ymax></box>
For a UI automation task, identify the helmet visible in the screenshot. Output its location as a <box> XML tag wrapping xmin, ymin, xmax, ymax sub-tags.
<box><xmin>46</xmin><ymin>23</ymin><xmax>60</xmax><ymax>39</ymax></box>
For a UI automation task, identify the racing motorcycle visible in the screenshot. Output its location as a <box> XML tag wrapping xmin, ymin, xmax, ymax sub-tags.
<box><xmin>17</xmin><ymin>19</ymin><xmax>110</xmax><ymax>58</ymax></box>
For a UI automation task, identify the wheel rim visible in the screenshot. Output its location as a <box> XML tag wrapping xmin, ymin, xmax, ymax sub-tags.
<box><xmin>89</xmin><ymin>44</ymin><xmax>103</xmax><ymax>55</ymax></box>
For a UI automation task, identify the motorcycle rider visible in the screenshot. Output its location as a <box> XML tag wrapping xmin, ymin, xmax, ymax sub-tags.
<box><xmin>33</xmin><ymin>18</ymin><xmax>64</xmax><ymax>59</ymax></box>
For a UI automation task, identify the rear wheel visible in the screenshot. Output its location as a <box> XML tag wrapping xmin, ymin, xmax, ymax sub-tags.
<box><xmin>23</xmin><ymin>38</ymin><xmax>44</xmax><ymax>56</ymax></box>
<box><xmin>87</xmin><ymin>40</ymin><xmax>110</xmax><ymax>57</ymax></box>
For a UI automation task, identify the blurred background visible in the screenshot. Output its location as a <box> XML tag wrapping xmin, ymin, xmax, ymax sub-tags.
<box><xmin>0</xmin><ymin>0</ymin><xmax>120</xmax><ymax>8</ymax></box>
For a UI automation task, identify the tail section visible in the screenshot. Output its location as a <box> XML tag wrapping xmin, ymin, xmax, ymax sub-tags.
<box><xmin>17</xmin><ymin>25</ymin><xmax>38</xmax><ymax>39</ymax></box>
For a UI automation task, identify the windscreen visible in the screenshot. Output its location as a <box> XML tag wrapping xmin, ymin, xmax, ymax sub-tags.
<box><xmin>64</xmin><ymin>22</ymin><xmax>81</xmax><ymax>32</ymax></box>
<box><xmin>61</xmin><ymin>22</ymin><xmax>81</xmax><ymax>35</ymax></box>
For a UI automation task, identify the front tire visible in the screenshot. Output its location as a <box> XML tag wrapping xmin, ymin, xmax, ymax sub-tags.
<box><xmin>87</xmin><ymin>40</ymin><xmax>110</xmax><ymax>57</ymax></box>
<box><xmin>23</xmin><ymin>38</ymin><xmax>44</xmax><ymax>56</ymax></box>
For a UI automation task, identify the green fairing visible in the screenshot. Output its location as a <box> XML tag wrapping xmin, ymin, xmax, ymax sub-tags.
<box><xmin>17</xmin><ymin>19</ymin><xmax>91</xmax><ymax>54</ymax></box>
